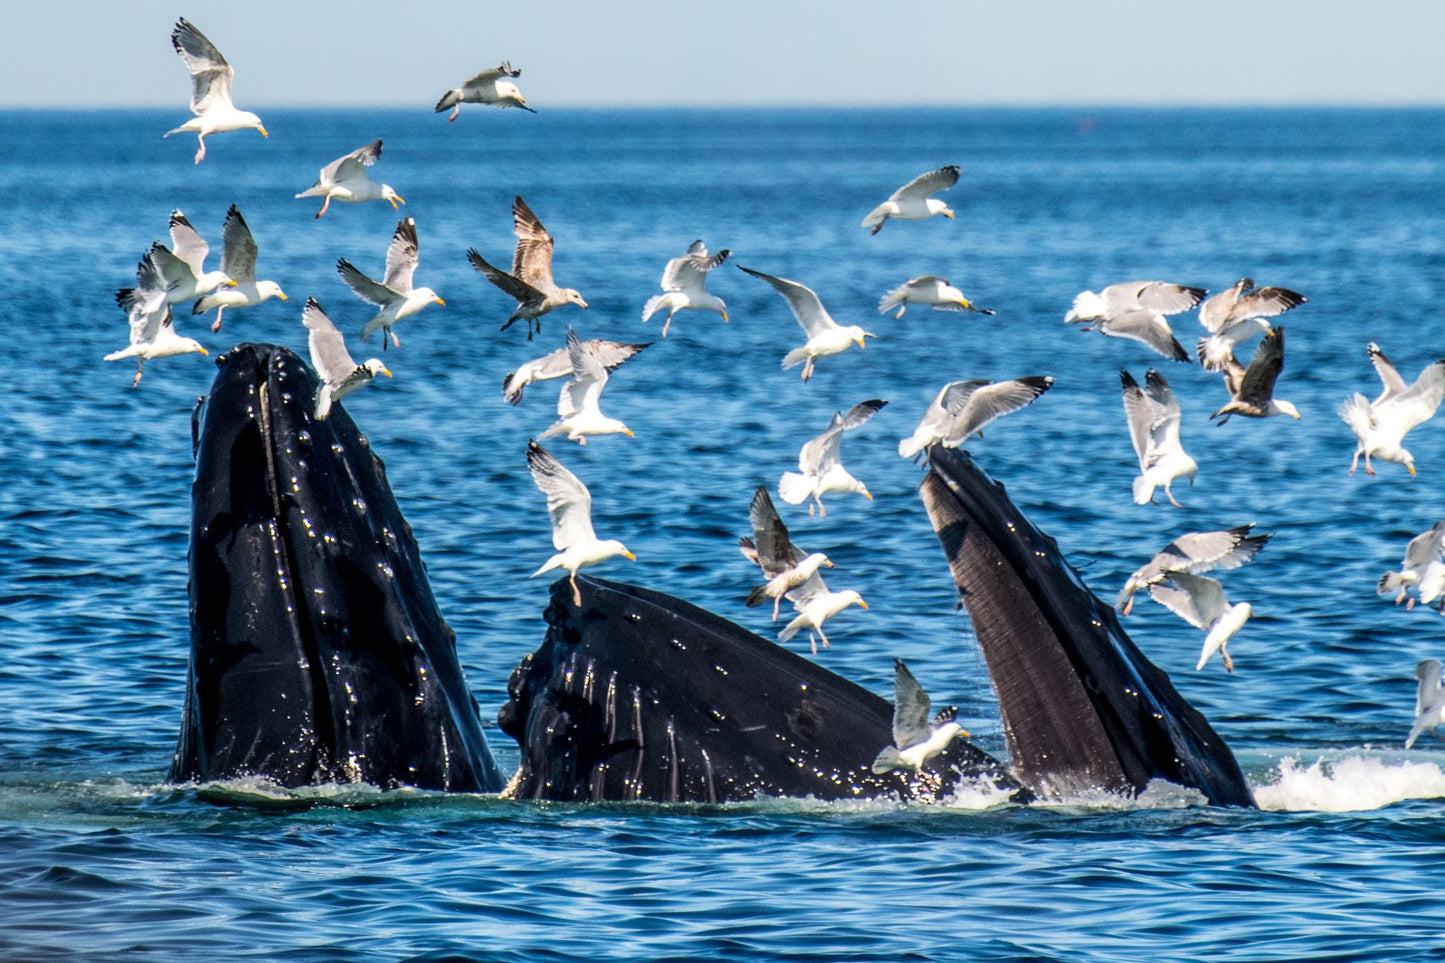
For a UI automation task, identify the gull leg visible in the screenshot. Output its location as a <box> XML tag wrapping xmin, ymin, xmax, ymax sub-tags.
<box><xmin>210</xmin><ymin>307</ymin><xmax>225</xmax><ymax>333</ymax></box>
<box><xmin>1348</xmin><ymin>449</ymin><xmax>1361</xmax><ymax>475</ymax></box>
<box><xmin>1365</xmin><ymin>452</ymin><xmax>1376</xmax><ymax>477</ymax></box>
<box><xmin>390</xmin><ymin>328</ymin><xmax>401</xmax><ymax>349</ymax></box>
<box><xmin>772</xmin><ymin>596</ymin><xmax>782</xmax><ymax>622</ymax></box>
<box><xmin>449</xmin><ymin>106</ymin><xmax>460</xmax><ymax>123</ymax></box>
<box><xmin>801</xmin><ymin>357</ymin><xmax>814</xmax><ymax>382</ymax></box>
<box><xmin>570</xmin><ymin>573</ymin><xmax>582</xmax><ymax>607</ymax></box>
<box><xmin>895</xmin><ymin>305</ymin><xmax>906</xmax><ymax>320</ymax></box>
<box><xmin>132</xmin><ymin>360</ymin><xmax>144</xmax><ymax>388</ymax></box>
<box><xmin>661</xmin><ymin>314</ymin><xmax>673</xmax><ymax>338</ymax></box>
<box><xmin>194</xmin><ymin>134</ymin><xmax>206</xmax><ymax>165</ymax></box>
<box><xmin>315</xmin><ymin>195</ymin><xmax>332</xmax><ymax>219</ymax></box>
<box><xmin>1166</xmin><ymin>485</ymin><xmax>1184</xmax><ymax>509</ymax></box>
<box><xmin>817</xmin><ymin>625</ymin><xmax>830</xmax><ymax>650</ymax></box>
<box><xmin>1222</xmin><ymin>645</ymin><xmax>1234</xmax><ymax>673</ymax></box>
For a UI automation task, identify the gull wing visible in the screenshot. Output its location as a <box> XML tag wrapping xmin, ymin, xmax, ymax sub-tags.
<box><xmin>1132</xmin><ymin>282</ymin><xmax>1207</xmax><ymax>316</ymax></box>
<box><xmin>1101</xmin><ymin>309</ymin><xmax>1190</xmax><ymax>362</ymax></box>
<box><xmin>511</xmin><ymin>196</ymin><xmax>557</xmax><ymax>288</ymax></box>
<box><xmin>467</xmin><ymin>248</ymin><xmax>542</xmax><ymax>303</ymax></box>
<box><xmin>737</xmin><ymin>266</ymin><xmax>837</xmax><ymax>338</ymax></box>
<box><xmin>1231</xmin><ymin>285</ymin><xmax>1306</xmax><ymax>323</ymax></box>
<box><xmin>302</xmin><ymin>298</ymin><xmax>356</xmax><ymax>385</ymax></box>
<box><xmin>382</xmin><ymin>217</ymin><xmax>420</xmax><ymax>293</ymax></box>
<box><xmin>1402</xmin><ymin>521</ymin><xmax>1445</xmax><ymax>573</ymax></box>
<box><xmin>1197</xmin><ymin>279</ymin><xmax>1251</xmax><ymax>333</ymax></box>
<box><xmin>587</xmin><ymin>340</ymin><xmax>651</xmax><ymax>371</ymax></box>
<box><xmin>1417</xmin><ymin>660</ymin><xmax>1445</xmax><ymax>720</ymax></box>
<box><xmin>1163</xmin><ymin>525</ymin><xmax>1271</xmax><ymax>575</ymax></box>
<box><xmin>1368</xmin><ymin>342</ymin><xmax>1408</xmax><ymax>401</ymax></box>
<box><xmin>171</xmin><ymin>18</ymin><xmax>235</xmax><ymax>114</ymax></box>
<box><xmin>217</xmin><ymin>205</ymin><xmax>258</xmax><ymax>283</ymax></box>
<box><xmin>168</xmin><ymin>210</ymin><xmax>209</xmax><ymax>276</ymax></box>
<box><xmin>148</xmin><ymin>242</ymin><xmax>197</xmax><ymax>289</ymax></box>
<box><xmin>748</xmin><ymin>486</ymin><xmax>803</xmax><ymax>575</ymax></box>
<box><xmin>663</xmin><ymin>241</ymin><xmax>730</xmax><ymax>293</ymax></box>
<box><xmin>840</xmin><ymin>398</ymin><xmax>888</xmax><ymax>432</ymax></box>
<box><xmin>1235</xmin><ymin>327</ymin><xmax>1287</xmax><ymax>405</ymax></box>
<box><xmin>889</xmin><ymin>165</ymin><xmax>960</xmax><ymax>203</ymax></box>
<box><xmin>1143</xmin><ymin>368</ymin><xmax>1185</xmax><ymax>456</ymax></box>
<box><xmin>891</xmin><ymin>658</ymin><xmax>935</xmax><ymax>749</ymax></box>
<box><xmin>558</xmin><ymin>328</ymin><xmax>609</xmax><ymax>419</ymax></box>
<box><xmin>1147</xmin><ymin>572</ymin><xmax>1227</xmax><ymax>630</ymax></box>
<box><xmin>462</xmin><ymin>62</ymin><xmax>521</xmax><ymax>90</ymax></box>
<box><xmin>527</xmin><ymin>440</ymin><xmax>597</xmax><ymax>550</ymax></box>
<box><xmin>797</xmin><ymin>414</ymin><xmax>845</xmax><ymax>475</ymax></box>
<box><xmin>1120</xmin><ymin>370</ymin><xmax>1156</xmax><ymax>468</ymax></box>
<box><xmin>1382</xmin><ymin>359</ymin><xmax>1445</xmax><ymax>432</ymax></box>
<box><xmin>322</xmin><ymin>140</ymin><xmax>382</xmax><ymax>187</ymax></box>
<box><xmin>943</xmin><ymin>376</ymin><xmax>1054</xmax><ymax>446</ymax></box>
<box><xmin>336</xmin><ymin>258</ymin><xmax>397</xmax><ymax>308</ymax></box>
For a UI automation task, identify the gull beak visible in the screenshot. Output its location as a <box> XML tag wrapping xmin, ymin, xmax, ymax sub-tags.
<box><xmin>857</xmin><ymin>600</ymin><xmax>869</xmax><ymax>609</ymax></box>
<box><xmin>392</xmin><ymin>194</ymin><xmax>407</xmax><ymax>208</ymax></box>
<box><xmin>855</xmin><ymin>337</ymin><xmax>866</xmax><ymax>348</ymax></box>
<box><xmin>824</xmin><ymin>560</ymin><xmax>834</xmax><ymax>568</ymax></box>
<box><xmin>959</xmin><ymin>729</ymin><xmax>971</xmax><ymax>739</ymax></box>
<box><xmin>278</xmin><ymin>292</ymin><xmax>289</xmax><ymax>301</ymax></box>
<box><xmin>259</xmin><ymin>127</ymin><xmax>269</xmax><ymax>138</ymax></box>
<box><xmin>434</xmin><ymin>297</ymin><xmax>446</xmax><ymax>306</ymax></box>
<box><xmin>721</xmin><ymin>311</ymin><xmax>729</xmax><ymax>322</ymax></box>
<box><xmin>226</xmin><ymin>279</ymin><xmax>238</xmax><ymax>287</ymax></box>
<box><xmin>863</xmin><ymin>491</ymin><xmax>873</xmax><ymax>501</ymax></box>
<box><xmin>380</xmin><ymin>367</ymin><xmax>393</xmax><ymax>378</ymax></box>
<box><xmin>1409</xmin><ymin>464</ymin><xmax>1417</xmax><ymax>476</ymax></box>
<box><xmin>943</xmin><ymin>209</ymin><xmax>955</xmax><ymax>219</ymax></box>
<box><xmin>623</xmin><ymin>428</ymin><xmax>634</xmax><ymax>437</ymax></box>
<box><xmin>198</xmin><ymin>347</ymin><xmax>209</xmax><ymax>356</ymax></box>
<box><xmin>623</xmin><ymin>551</ymin><xmax>636</xmax><ymax>561</ymax></box>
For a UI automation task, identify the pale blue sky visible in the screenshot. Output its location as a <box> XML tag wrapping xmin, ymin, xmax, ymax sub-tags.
<box><xmin>8</xmin><ymin>1</ymin><xmax>1444</xmax><ymax>107</ymax></box>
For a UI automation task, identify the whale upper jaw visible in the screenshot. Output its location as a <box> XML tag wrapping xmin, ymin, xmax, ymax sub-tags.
<box><xmin>172</xmin><ymin>342</ymin><xmax>503</xmax><ymax>793</ymax></box>
<box><xmin>920</xmin><ymin>446</ymin><xmax>1255</xmax><ymax>808</ymax></box>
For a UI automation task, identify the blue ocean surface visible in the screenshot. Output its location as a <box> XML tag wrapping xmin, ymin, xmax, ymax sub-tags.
<box><xmin>4</xmin><ymin>106</ymin><xmax>1445</xmax><ymax>960</ymax></box>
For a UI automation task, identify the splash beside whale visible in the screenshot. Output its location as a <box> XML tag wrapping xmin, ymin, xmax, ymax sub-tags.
<box><xmin>171</xmin><ymin>343</ymin><xmax>503</xmax><ymax>792</ymax></box>
<box><xmin>176</xmin><ymin>342</ymin><xmax>1252</xmax><ymax>807</ymax></box>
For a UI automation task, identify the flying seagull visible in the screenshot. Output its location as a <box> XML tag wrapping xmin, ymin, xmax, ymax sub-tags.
<box><xmin>192</xmin><ymin>205</ymin><xmax>287</xmax><ymax>332</ymax></box>
<box><xmin>776</xmin><ymin>576</ymin><xmax>867</xmax><ymax>656</ymax></box>
<box><xmin>1147</xmin><ymin>571</ymin><xmax>1253</xmax><ymax>672</ymax></box>
<box><xmin>339</xmin><ymin>217</ymin><xmax>444</xmax><ymax>349</ymax></box>
<box><xmin>871</xmin><ymin>659</ymin><xmax>968</xmax><ymax>774</ymax></box>
<box><xmin>738</xmin><ymin>265</ymin><xmax>875</xmax><ymax>382</ymax></box>
<box><xmin>115</xmin><ymin>210</ymin><xmax>236</xmax><ymax>323</ymax></box>
<box><xmin>503</xmin><ymin>339</ymin><xmax>651</xmax><ymax>406</ymax></box>
<box><xmin>1211</xmin><ymin>326</ymin><xmax>1300</xmax><ymax>424</ymax></box>
<box><xmin>104</xmin><ymin>304</ymin><xmax>207</xmax><ymax>388</ymax></box>
<box><xmin>1121</xmin><ymin>368</ymin><xmax>1196</xmax><ymax>507</ymax></box>
<box><xmin>537</xmin><ymin>329</ymin><xmax>636</xmax><ymax>444</ymax></box>
<box><xmin>434</xmin><ymin>62</ymin><xmax>535</xmax><ymax>121</ymax></box>
<box><xmin>878</xmin><ymin>276</ymin><xmax>993</xmax><ymax>319</ymax></box>
<box><xmin>468</xmin><ymin>196</ymin><xmax>588</xmax><ymax>341</ymax></box>
<box><xmin>1379</xmin><ymin>521</ymin><xmax>1445</xmax><ymax>610</ymax></box>
<box><xmin>295</xmin><ymin>140</ymin><xmax>404</xmax><ymax>219</ymax></box>
<box><xmin>641</xmin><ymin>240</ymin><xmax>730</xmax><ymax>336</ymax></box>
<box><xmin>302</xmin><ymin>298</ymin><xmax>390</xmax><ymax>421</ymax></box>
<box><xmin>1406</xmin><ymin>659</ymin><xmax>1445</xmax><ymax>749</ymax></box>
<box><xmin>527</xmin><ymin>439</ymin><xmax>635</xmax><ymax>606</ymax></box>
<box><xmin>861</xmin><ymin>165</ymin><xmax>960</xmax><ymax>235</ymax></box>
<box><xmin>1116</xmin><ymin>524</ymin><xmax>1271</xmax><ymax>616</ymax></box>
<box><xmin>165</xmin><ymin>18</ymin><xmax>266</xmax><ymax>164</ymax></box>
<box><xmin>897</xmin><ymin>376</ymin><xmax>1054</xmax><ymax>460</ymax></box>
<box><xmin>1065</xmin><ymin>280</ymin><xmax>1205</xmax><ymax>362</ymax></box>
<box><xmin>1338</xmin><ymin>342</ymin><xmax>1445</xmax><ymax>476</ymax></box>
<box><xmin>738</xmin><ymin>485</ymin><xmax>833</xmax><ymax>622</ymax></box>
<box><xmin>1195</xmin><ymin>277</ymin><xmax>1306</xmax><ymax>372</ymax></box>
<box><xmin>779</xmin><ymin>399</ymin><xmax>887</xmax><ymax>517</ymax></box>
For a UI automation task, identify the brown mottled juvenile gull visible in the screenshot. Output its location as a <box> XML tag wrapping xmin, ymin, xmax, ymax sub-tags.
<box><xmin>468</xmin><ymin>196</ymin><xmax>588</xmax><ymax>341</ymax></box>
<box><xmin>165</xmin><ymin>18</ymin><xmax>267</xmax><ymax>164</ymax></box>
<box><xmin>1211</xmin><ymin>327</ymin><xmax>1300</xmax><ymax>424</ymax></box>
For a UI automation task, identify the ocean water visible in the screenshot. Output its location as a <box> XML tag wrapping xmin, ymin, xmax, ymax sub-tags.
<box><xmin>4</xmin><ymin>106</ymin><xmax>1445</xmax><ymax>959</ymax></box>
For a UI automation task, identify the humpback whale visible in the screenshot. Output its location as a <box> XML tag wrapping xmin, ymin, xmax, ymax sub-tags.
<box><xmin>171</xmin><ymin>343</ymin><xmax>504</xmax><ymax>792</ymax></box>
<box><xmin>920</xmin><ymin>447</ymin><xmax>1255</xmax><ymax>807</ymax></box>
<box><xmin>497</xmin><ymin>576</ymin><xmax>1024</xmax><ymax>803</ymax></box>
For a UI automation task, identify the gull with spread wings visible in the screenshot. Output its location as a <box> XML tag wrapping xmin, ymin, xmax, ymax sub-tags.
<box><xmin>469</xmin><ymin>196</ymin><xmax>588</xmax><ymax>341</ymax></box>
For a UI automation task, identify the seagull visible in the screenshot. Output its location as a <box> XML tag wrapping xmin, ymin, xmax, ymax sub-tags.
<box><xmin>877</xmin><ymin>276</ymin><xmax>994</xmax><ymax>319</ymax></box>
<box><xmin>192</xmin><ymin>205</ymin><xmax>287</xmax><ymax>332</ymax></box>
<box><xmin>641</xmin><ymin>240</ymin><xmax>730</xmax><ymax>336</ymax></box>
<box><xmin>1121</xmin><ymin>368</ymin><xmax>1196</xmax><ymax>507</ymax></box>
<box><xmin>1338</xmin><ymin>342</ymin><xmax>1445</xmax><ymax>476</ymax></box>
<box><xmin>302</xmin><ymin>298</ymin><xmax>390</xmax><ymax>421</ymax></box>
<box><xmin>776</xmin><ymin>577</ymin><xmax>867</xmax><ymax>656</ymax></box>
<box><xmin>468</xmin><ymin>196</ymin><xmax>588</xmax><ymax>341</ymax></box>
<box><xmin>861</xmin><ymin>165</ymin><xmax>960</xmax><ymax>235</ymax></box>
<box><xmin>738</xmin><ymin>485</ymin><xmax>833</xmax><ymax>622</ymax></box>
<box><xmin>1406</xmin><ymin>659</ymin><xmax>1445</xmax><ymax>749</ymax></box>
<box><xmin>897</xmin><ymin>376</ymin><xmax>1054</xmax><ymax>459</ymax></box>
<box><xmin>295</xmin><ymin>140</ymin><xmax>404</xmax><ymax>219</ymax></box>
<box><xmin>1116</xmin><ymin>524</ymin><xmax>1271</xmax><ymax>616</ymax></box>
<box><xmin>1379</xmin><ymin>521</ymin><xmax>1445</xmax><ymax>609</ymax></box>
<box><xmin>104</xmin><ymin>304</ymin><xmax>207</xmax><ymax>388</ymax></box>
<box><xmin>1065</xmin><ymin>281</ymin><xmax>1205</xmax><ymax>362</ymax></box>
<box><xmin>115</xmin><ymin>211</ymin><xmax>236</xmax><ymax>320</ymax></box>
<box><xmin>737</xmin><ymin>266</ymin><xmax>875</xmax><ymax>382</ymax></box>
<box><xmin>339</xmin><ymin>217</ymin><xmax>444</xmax><ymax>349</ymax></box>
<box><xmin>1196</xmin><ymin>278</ymin><xmax>1307</xmax><ymax>372</ymax></box>
<box><xmin>526</xmin><ymin>439</ymin><xmax>634</xmax><ymax>606</ymax></box>
<box><xmin>871</xmin><ymin>659</ymin><xmax>968</xmax><ymax>775</ymax></box>
<box><xmin>165</xmin><ymin>18</ymin><xmax>266</xmax><ymax>164</ymax></box>
<box><xmin>503</xmin><ymin>340</ymin><xmax>651</xmax><ymax>406</ymax></box>
<box><xmin>1146</xmin><ymin>571</ymin><xmax>1253</xmax><ymax>672</ymax></box>
<box><xmin>434</xmin><ymin>62</ymin><xmax>535</xmax><ymax>121</ymax></box>
<box><xmin>779</xmin><ymin>399</ymin><xmax>887</xmax><ymax>517</ymax></box>
<box><xmin>1211</xmin><ymin>326</ymin><xmax>1300</xmax><ymax>424</ymax></box>
<box><xmin>537</xmin><ymin>329</ymin><xmax>636</xmax><ymax>444</ymax></box>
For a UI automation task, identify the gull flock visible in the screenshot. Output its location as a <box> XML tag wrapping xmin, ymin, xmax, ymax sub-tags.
<box><xmin>106</xmin><ymin>17</ymin><xmax>1445</xmax><ymax>751</ymax></box>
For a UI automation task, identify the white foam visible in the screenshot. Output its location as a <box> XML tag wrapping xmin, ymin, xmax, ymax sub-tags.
<box><xmin>1252</xmin><ymin>753</ymin><xmax>1445</xmax><ymax>812</ymax></box>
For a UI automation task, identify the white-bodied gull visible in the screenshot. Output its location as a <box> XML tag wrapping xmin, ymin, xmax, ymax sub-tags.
<box><xmin>165</xmin><ymin>18</ymin><xmax>266</xmax><ymax>164</ymax></box>
<box><xmin>296</xmin><ymin>140</ymin><xmax>404</xmax><ymax>219</ymax></box>
<box><xmin>1065</xmin><ymin>280</ymin><xmax>1204</xmax><ymax>362</ymax></box>
<box><xmin>527</xmin><ymin>439</ymin><xmax>635</xmax><ymax>606</ymax></box>
<box><xmin>192</xmin><ymin>205</ymin><xmax>287</xmax><ymax>332</ymax></box>
<box><xmin>1338</xmin><ymin>342</ymin><xmax>1445</xmax><ymax>476</ymax></box>
<box><xmin>1121</xmin><ymin>368</ymin><xmax>1196</xmax><ymax>507</ymax></box>
<box><xmin>1116</xmin><ymin>524</ymin><xmax>1270</xmax><ymax>616</ymax></box>
<box><xmin>1406</xmin><ymin>660</ymin><xmax>1445</xmax><ymax>749</ymax></box>
<box><xmin>738</xmin><ymin>265</ymin><xmax>875</xmax><ymax>382</ymax></box>
<box><xmin>302</xmin><ymin>298</ymin><xmax>390</xmax><ymax>421</ymax></box>
<box><xmin>434</xmin><ymin>62</ymin><xmax>535</xmax><ymax>121</ymax></box>
<box><xmin>1379</xmin><ymin>521</ymin><xmax>1445</xmax><ymax>610</ymax></box>
<box><xmin>1195</xmin><ymin>278</ymin><xmax>1306</xmax><ymax>372</ymax></box>
<box><xmin>897</xmin><ymin>376</ymin><xmax>1053</xmax><ymax>460</ymax></box>
<box><xmin>878</xmin><ymin>276</ymin><xmax>993</xmax><ymax>319</ymax></box>
<box><xmin>738</xmin><ymin>485</ymin><xmax>833</xmax><ymax>622</ymax></box>
<box><xmin>537</xmin><ymin>329</ymin><xmax>636</xmax><ymax>445</ymax></box>
<box><xmin>503</xmin><ymin>339</ymin><xmax>651</xmax><ymax>406</ymax></box>
<box><xmin>339</xmin><ymin>217</ymin><xmax>444</xmax><ymax>349</ymax></box>
<box><xmin>1147</xmin><ymin>571</ymin><xmax>1253</xmax><ymax>672</ymax></box>
<box><xmin>641</xmin><ymin>240</ymin><xmax>730</xmax><ymax>336</ymax></box>
<box><xmin>780</xmin><ymin>399</ymin><xmax>887</xmax><ymax>517</ymax></box>
<box><xmin>871</xmin><ymin>659</ymin><xmax>968</xmax><ymax>774</ymax></box>
<box><xmin>862</xmin><ymin>166</ymin><xmax>960</xmax><ymax>235</ymax></box>
<box><xmin>104</xmin><ymin>304</ymin><xmax>207</xmax><ymax>388</ymax></box>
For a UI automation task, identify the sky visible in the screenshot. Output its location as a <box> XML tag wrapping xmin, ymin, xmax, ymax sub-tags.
<box><xmin>6</xmin><ymin>0</ymin><xmax>1445</xmax><ymax>108</ymax></box>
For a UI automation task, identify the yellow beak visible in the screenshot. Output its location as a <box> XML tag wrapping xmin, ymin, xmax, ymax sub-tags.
<box><xmin>259</xmin><ymin>127</ymin><xmax>269</xmax><ymax>138</ymax></box>
<box><xmin>623</xmin><ymin>551</ymin><xmax>636</xmax><ymax>560</ymax></box>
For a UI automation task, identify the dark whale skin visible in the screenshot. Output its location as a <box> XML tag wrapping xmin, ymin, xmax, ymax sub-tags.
<box><xmin>920</xmin><ymin>447</ymin><xmax>1255</xmax><ymax>807</ymax></box>
<box><xmin>170</xmin><ymin>343</ymin><xmax>503</xmax><ymax>792</ymax></box>
<box><xmin>498</xmin><ymin>576</ymin><xmax>1024</xmax><ymax>803</ymax></box>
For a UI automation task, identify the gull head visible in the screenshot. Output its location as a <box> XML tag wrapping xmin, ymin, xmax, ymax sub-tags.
<box><xmin>382</xmin><ymin>185</ymin><xmax>406</xmax><ymax>209</ymax></box>
<box><xmin>415</xmin><ymin>286</ymin><xmax>445</xmax><ymax>307</ymax></box>
<box><xmin>563</xmin><ymin>289</ymin><xmax>589</xmax><ymax>310</ymax></box>
<box><xmin>363</xmin><ymin>359</ymin><xmax>392</xmax><ymax>379</ymax></box>
<box><xmin>599</xmin><ymin>540</ymin><xmax>635</xmax><ymax>564</ymax></box>
<box><xmin>842</xmin><ymin>591</ymin><xmax>868</xmax><ymax>612</ymax></box>
<box><xmin>257</xmin><ymin>281</ymin><xmax>287</xmax><ymax>303</ymax></box>
<box><xmin>927</xmin><ymin>199</ymin><xmax>954</xmax><ymax>219</ymax></box>
<box><xmin>1274</xmin><ymin>400</ymin><xmax>1301</xmax><ymax>420</ymax></box>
